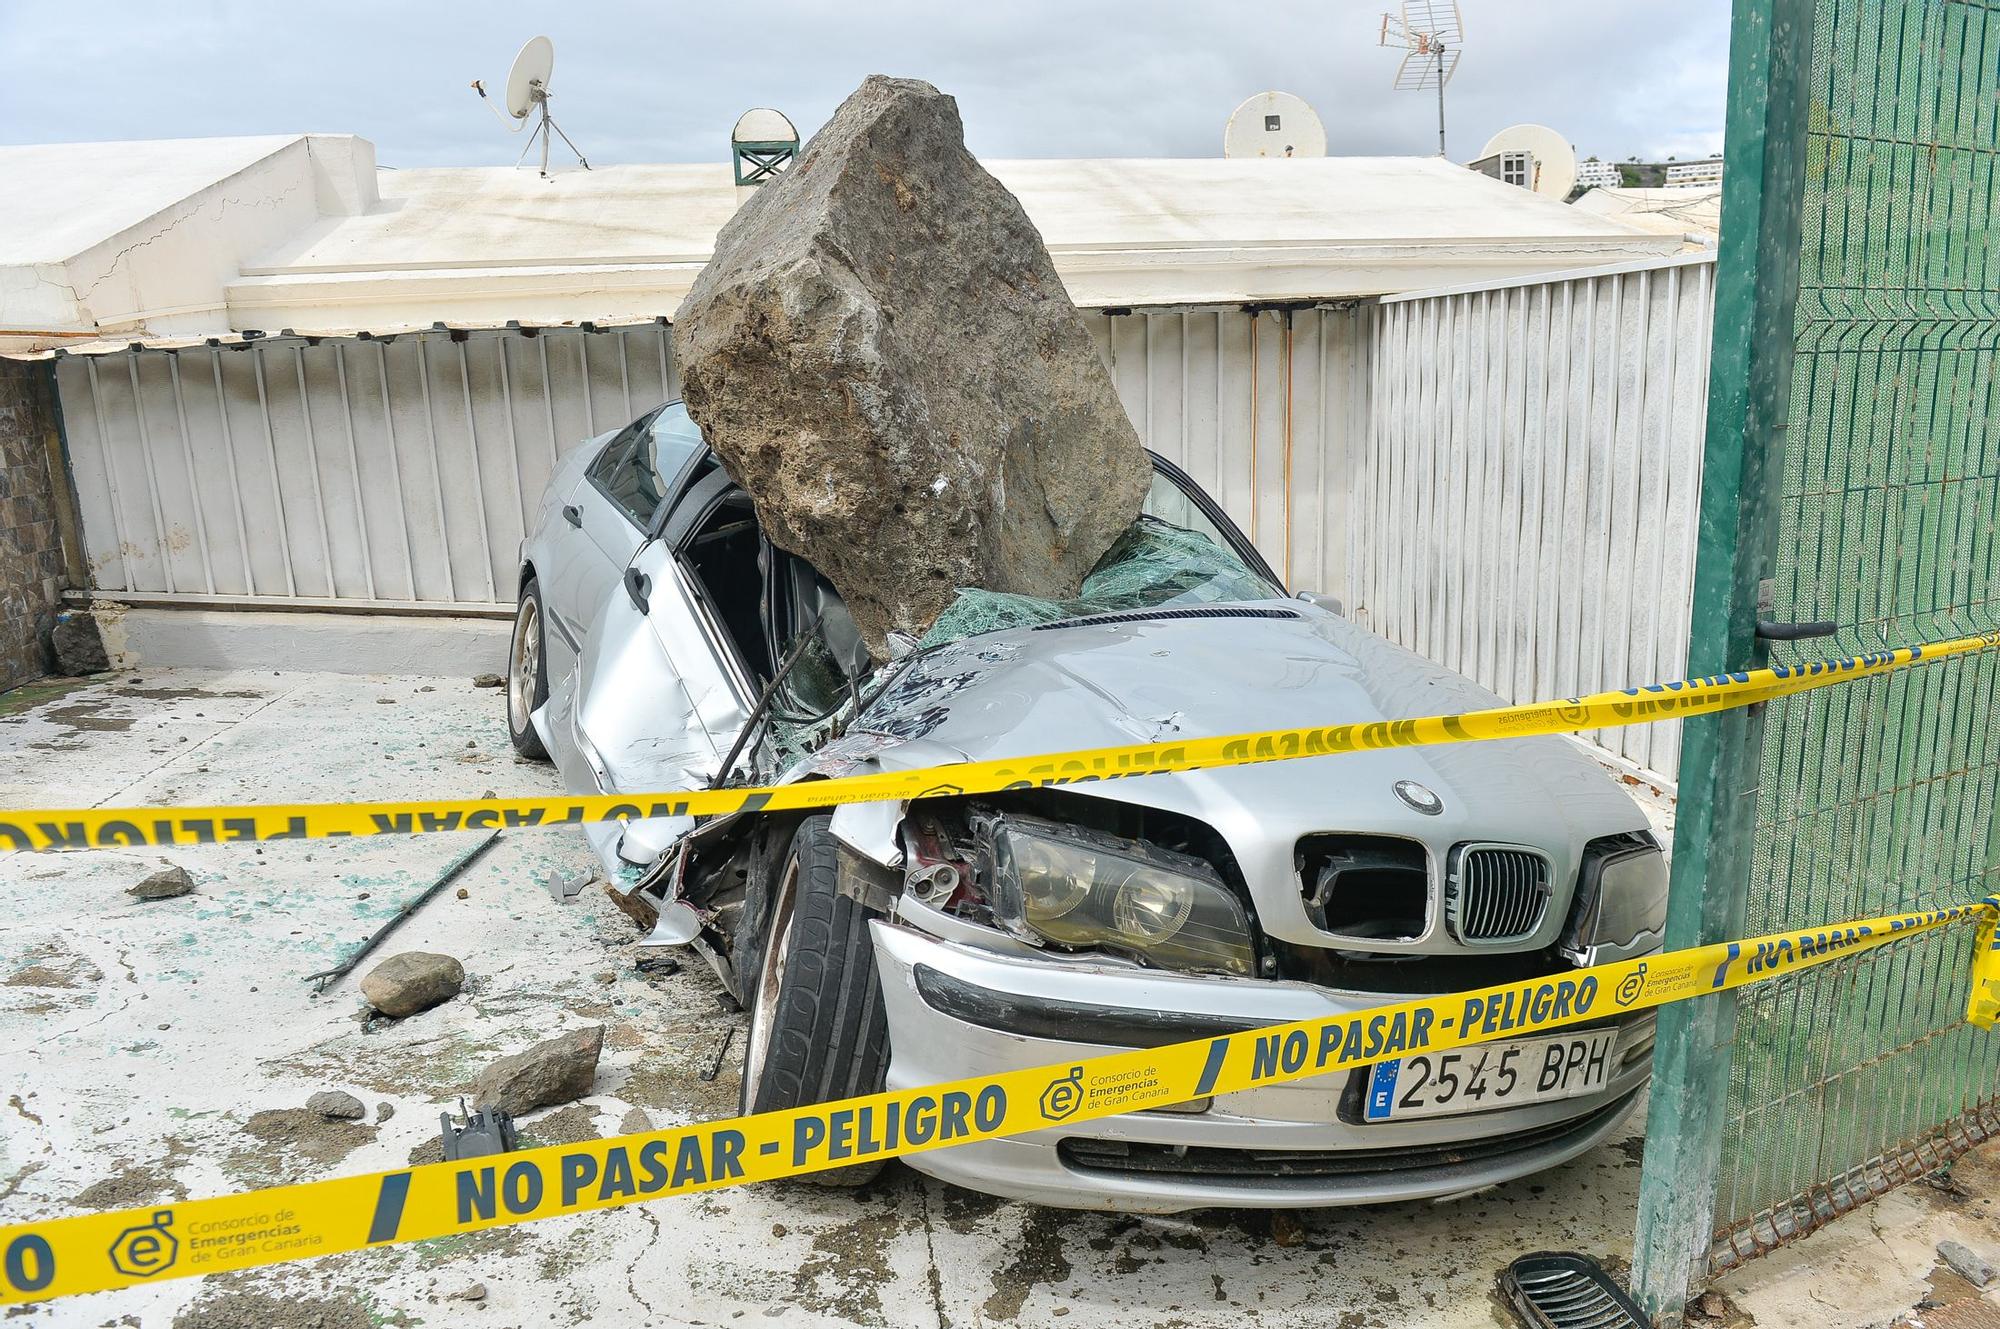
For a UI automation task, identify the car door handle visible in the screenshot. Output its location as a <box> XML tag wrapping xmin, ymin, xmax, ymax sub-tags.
<box><xmin>562</xmin><ymin>504</ymin><xmax>582</xmax><ymax>528</ymax></box>
<box><xmin>623</xmin><ymin>568</ymin><xmax>651</xmax><ymax>615</ymax></box>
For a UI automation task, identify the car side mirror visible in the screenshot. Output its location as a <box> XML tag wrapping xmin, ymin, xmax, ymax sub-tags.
<box><xmin>1295</xmin><ymin>590</ymin><xmax>1343</xmax><ymax>616</ymax></box>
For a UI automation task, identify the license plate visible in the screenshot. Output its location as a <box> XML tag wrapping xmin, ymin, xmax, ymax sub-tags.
<box><xmin>1363</xmin><ymin>1030</ymin><xmax>1617</xmax><ymax>1121</ymax></box>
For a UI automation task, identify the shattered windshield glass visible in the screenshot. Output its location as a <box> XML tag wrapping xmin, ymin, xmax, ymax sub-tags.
<box><xmin>919</xmin><ymin>495</ymin><xmax>1283</xmax><ymax>649</ymax></box>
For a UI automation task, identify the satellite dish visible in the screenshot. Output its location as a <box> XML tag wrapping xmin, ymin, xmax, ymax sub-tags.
<box><xmin>470</xmin><ymin>36</ymin><xmax>589</xmax><ymax>177</ymax></box>
<box><xmin>1224</xmin><ymin>92</ymin><xmax>1328</xmax><ymax>159</ymax></box>
<box><xmin>503</xmin><ymin>37</ymin><xmax>555</xmax><ymax>124</ymax></box>
<box><xmin>1475</xmin><ymin>124</ymin><xmax>1578</xmax><ymax>199</ymax></box>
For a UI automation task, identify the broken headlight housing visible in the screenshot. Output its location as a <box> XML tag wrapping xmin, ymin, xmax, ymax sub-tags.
<box><xmin>980</xmin><ymin>816</ymin><xmax>1255</xmax><ymax>977</ymax></box>
<box><xmin>1562</xmin><ymin>832</ymin><xmax>1668</xmax><ymax>966</ymax></box>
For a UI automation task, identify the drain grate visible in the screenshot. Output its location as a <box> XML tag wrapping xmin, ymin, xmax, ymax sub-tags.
<box><xmin>1498</xmin><ymin>1252</ymin><xmax>1647</xmax><ymax>1329</ymax></box>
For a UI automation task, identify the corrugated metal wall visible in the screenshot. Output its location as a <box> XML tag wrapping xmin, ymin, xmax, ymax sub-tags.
<box><xmin>56</xmin><ymin>325</ymin><xmax>681</xmax><ymax>609</ymax></box>
<box><xmin>52</xmin><ymin>264</ymin><xmax>1711</xmax><ymax>780</ymax></box>
<box><xmin>1090</xmin><ymin>306</ymin><xmax>1368</xmax><ymax>596</ymax></box>
<box><xmin>53</xmin><ymin>310</ymin><xmax>1365</xmax><ymax>610</ymax></box>
<box><xmin>1347</xmin><ymin>254</ymin><xmax>1716</xmax><ymax>785</ymax></box>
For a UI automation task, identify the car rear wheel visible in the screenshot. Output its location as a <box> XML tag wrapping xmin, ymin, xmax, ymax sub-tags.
<box><xmin>508</xmin><ymin>579</ymin><xmax>550</xmax><ymax>760</ymax></box>
<box><xmin>741</xmin><ymin>815</ymin><xmax>890</xmax><ymax>1186</ymax></box>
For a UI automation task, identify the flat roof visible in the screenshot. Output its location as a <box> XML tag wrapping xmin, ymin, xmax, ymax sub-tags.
<box><xmin>1</xmin><ymin>135</ymin><xmax>1678</xmax><ymax>352</ymax></box>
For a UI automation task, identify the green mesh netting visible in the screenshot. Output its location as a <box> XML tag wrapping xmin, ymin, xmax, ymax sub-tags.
<box><xmin>918</xmin><ymin>517</ymin><xmax>1281</xmax><ymax>648</ymax></box>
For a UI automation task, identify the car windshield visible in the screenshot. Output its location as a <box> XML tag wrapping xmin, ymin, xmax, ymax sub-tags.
<box><xmin>917</xmin><ymin>470</ymin><xmax>1284</xmax><ymax>648</ymax></box>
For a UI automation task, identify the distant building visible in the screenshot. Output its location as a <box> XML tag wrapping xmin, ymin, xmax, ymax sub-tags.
<box><xmin>1665</xmin><ymin>158</ymin><xmax>1724</xmax><ymax>188</ymax></box>
<box><xmin>1576</xmin><ymin>159</ymin><xmax>1623</xmax><ymax>189</ymax></box>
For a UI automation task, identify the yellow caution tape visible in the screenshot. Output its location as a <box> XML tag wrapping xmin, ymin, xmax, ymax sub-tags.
<box><xmin>1</xmin><ymin>632</ymin><xmax>1994</xmax><ymax>852</ymax></box>
<box><xmin>3</xmin><ymin>898</ymin><xmax>1994</xmax><ymax>1304</ymax></box>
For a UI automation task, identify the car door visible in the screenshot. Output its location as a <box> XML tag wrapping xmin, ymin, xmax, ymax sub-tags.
<box><xmin>537</xmin><ymin>420</ymin><xmax>642</xmax><ymax>671</ymax></box>
<box><xmin>540</xmin><ymin>427</ymin><xmax>745</xmax><ymax>872</ymax></box>
<box><xmin>538</xmin><ymin>405</ymin><xmax>708</xmax><ymax>678</ymax></box>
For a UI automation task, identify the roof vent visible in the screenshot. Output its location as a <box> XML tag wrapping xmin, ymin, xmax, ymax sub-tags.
<box><xmin>733</xmin><ymin>108</ymin><xmax>800</xmax><ymax>188</ymax></box>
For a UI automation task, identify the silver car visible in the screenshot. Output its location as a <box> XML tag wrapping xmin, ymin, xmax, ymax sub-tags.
<box><xmin>509</xmin><ymin>401</ymin><xmax>1667</xmax><ymax>1212</ymax></box>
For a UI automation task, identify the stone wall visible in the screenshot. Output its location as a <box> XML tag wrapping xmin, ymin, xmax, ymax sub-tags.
<box><xmin>0</xmin><ymin>360</ymin><xmax>76</xmax><ymax>690</ymax></box>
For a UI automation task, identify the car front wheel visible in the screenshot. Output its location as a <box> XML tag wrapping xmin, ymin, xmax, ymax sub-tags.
<box><xmin>508</xmin><ymin>578</ymin><xmax>550</xmax><ymax>760</ymax></box>
<box><xmin>740</xmin><ymin>815</ymin><xmax>890</xmax><ymax>1186</ymax></box>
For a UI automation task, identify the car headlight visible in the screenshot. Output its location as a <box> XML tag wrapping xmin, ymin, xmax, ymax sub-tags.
<box><xmin>982</xmin><ymin>817</ymin><xmax>1255</xmax><ymax>977</ymax></box>
<box><xmin>1563</xmin><ymin>833</ymin><xmax>1668</xmax><ymax>964</ymax></box>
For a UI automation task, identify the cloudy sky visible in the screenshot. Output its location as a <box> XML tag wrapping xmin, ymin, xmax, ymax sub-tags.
<box><xmin>0</xmin><ymin>1</ymin><xmax>1729</xmax><ymax>168</ymax></box>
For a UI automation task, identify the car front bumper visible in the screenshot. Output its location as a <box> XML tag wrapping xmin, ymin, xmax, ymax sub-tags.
<box><xmin>869</xmin><ymin>920</ymin><xmax>1651</xmax><ymax>1212</ymax></box>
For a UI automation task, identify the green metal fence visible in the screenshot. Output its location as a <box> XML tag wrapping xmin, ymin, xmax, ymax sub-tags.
<box><xmin>1634</xmin><ymin>0</ymin><xmax>2000</xmax><ymax>1315</ymax></box>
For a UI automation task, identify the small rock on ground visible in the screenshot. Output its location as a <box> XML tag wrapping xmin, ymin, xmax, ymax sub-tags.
<box><xmin>450</xmin><ymin>1283</ymin><xmax>488</xmax><ymax>1302</ymax></box>
<box><xmin>618</xmin><ymin>1107</ymin><xmax>652</xmax><ymax>1136</ymax></box>
<box><xmin>359</xmin><ymin>951</ymin><xmax>465</xmax><ymax>1018</ymax></box>
<box><xmin>129</xmin><ymin>865</ymin><xmax>194</xmax><ymax>901</ymax></box>
<box><xmin>473</xmin><ymin>1026</ymin><xmax>605</xmax><ymax>1116</ymax></box>
<box><xmin>306</xmin><ymin>1090</ymin><xmax>366</xmax><ymax>1120</ymax></box>
<box><xmin>472</xmin><ymin>673</ymin><xmax>504</xmax><ymax>688</ymax></box>
<box><xmin>1939</xmin><ymin>1238</ymin><xmax>1996</xmax><ymax>1288</ymax></box>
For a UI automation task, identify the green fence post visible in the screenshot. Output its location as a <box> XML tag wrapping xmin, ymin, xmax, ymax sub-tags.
<box><xmin>1629</xmin><ymin>0</ymin><xmax>1813</xmax><ymax>1318</ymax></box>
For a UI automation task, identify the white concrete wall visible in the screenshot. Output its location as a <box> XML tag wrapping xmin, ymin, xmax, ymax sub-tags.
<box><xmin>1345</xmin><ymin>254</ymin><xmax>1716</xmax><ymax>785</ymax></box>
<box><xmin>2</xmin><ymin>136</ymin><xmax>376</xmax><ymax>346</ymax></box>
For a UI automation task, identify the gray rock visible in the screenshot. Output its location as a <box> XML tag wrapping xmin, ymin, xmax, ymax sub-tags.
<box><xmin>129</xmin><ymin>865</ymin><xmax>194</xmax><ymax>901</ymax></box>
<box><xmin>472</xmin><ymin>1026</ymin><xmax>605</xmax><ymax>1116</ymax></box>
<box><xmin>1939</xmin><ymin>1238</ymin><xmax>1996</xmax><ymax>1288</ymax></box>
<box><xmin>617</xmin><ymin>1107</ymin><xmax>651</xmax><ymax>1137</ymax></box>
<box><xmin>358</xmin><ymin>952</ymin><xmax>465</xmax><ymax>1019</ymax></box>
<box><xmin>376</xmin><ymin>1102</ymin><xmax>396</xmax><ymax>1124</ymax></box>
<box><xmin>307</xmin><ymin>1090</ymin><xmax>367</xmax><ymax>1120</ymax></box>
<box><xmin>672</xmin><ymin>75</ymin><xmax>1150</xmax><ymax>655</ymax></box>
<box><xmin>49</xmin><ymin>610</ymin><xmax>110</xmax><ymax>675</ymax></box>
<box><xmin>471</xmin><ymin>673</ymin><xmax>504</xmax><ymax>688</ymax></box>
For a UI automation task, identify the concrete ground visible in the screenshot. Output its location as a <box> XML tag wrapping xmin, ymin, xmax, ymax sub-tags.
<box><xmin>1</xmin><ymin>667</ymin><xmax>1996</xmax><ymax>1329</ymax></box>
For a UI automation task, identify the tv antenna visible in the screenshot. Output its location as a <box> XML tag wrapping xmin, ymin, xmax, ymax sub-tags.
<box><xmin>471</xmin><ymin>36</ymin><xmax>591</xmax><ymax>178</ymax></box>
<box><xmin>1379</xmin><ymin>2</ymin><xmax>1464</xmax><ymax>157</ymax></box>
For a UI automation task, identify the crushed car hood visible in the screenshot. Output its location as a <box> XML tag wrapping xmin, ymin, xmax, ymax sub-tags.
<box><xmin>813</xmin><ymin>601</ymin><xmax>1650</xmax><ymax>953</ymax></box>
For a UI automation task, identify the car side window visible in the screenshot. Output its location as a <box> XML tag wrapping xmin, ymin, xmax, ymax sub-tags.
<box><xmin>588</xmin><ymin>404</ymin><xmax>706</xmax><ymax>531</ymax></box>
<box><xmin>645</xmin><ymin>404</ymin><xmax>706</xmax><ymax>511</ymax></box>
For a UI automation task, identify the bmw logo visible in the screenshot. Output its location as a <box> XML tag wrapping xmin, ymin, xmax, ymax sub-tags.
<box><xmin>1393</xmin><ymin>779</ymin><xmax>1443</xmax><ymax>815</ymax></box>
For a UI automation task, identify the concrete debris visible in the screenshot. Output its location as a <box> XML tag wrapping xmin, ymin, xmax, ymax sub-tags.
<box><xmin>450</xmin><ymin>1283</ymin><xmax>488</xmax><ymax>1303</ymax></box>
<box><xmin>357</xmin><ymin>951</ymin><xmax>465</xmax><ymax>1018</ymax></box>
<box><xmin>48</xmin><ymin>609</ymin><xmax>111</xmax><ymax>675</ymax></box>
<box><xmin>673</xmin><ymin>74</ymin><xmax>1150</xmax><ymax>654</ymax></box>
<box><xmin>376</xmin><ymin>1101</ymin><xmax>395</xmax><ymax>1124</ymax></box>
<box><xmin>306</xmin><ymin>1089</ymin><xmax>367</xmax><ymax>1120</ymax></box>
<box><xmin>128</xmin><ymin>864</ymin><xmax>194</xmax><ymax>901</ymax></box>
<box><xmin>618</xmin><ymin>1107</ymin><xmax>651</xmax><ymax>1136</ymax></box>
<box><xmin>1938</xmin><ymin>1238</ymin><xmax>1996</xmax><ymax>1288</ymax></box>
<box><xmin>472</xmin><ymin>1025</ymin><xmax>605</xmax><ymax>1116</ymax></box>
<box><xmin>472</xmin><ymin>673</ymin><xmax>504</xmax><ymax>688</ymax></box>
<box><xmin>1694</xmin><ymin>1290</ymin><xmax>1729</xmax><ymax>1319</ymax></box>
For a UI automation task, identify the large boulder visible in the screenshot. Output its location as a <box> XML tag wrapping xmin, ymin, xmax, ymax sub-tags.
<box><xmin>672</xmin><ymin>75</ymin><xmax>1151</xmax><ymax>654</ymax></box>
